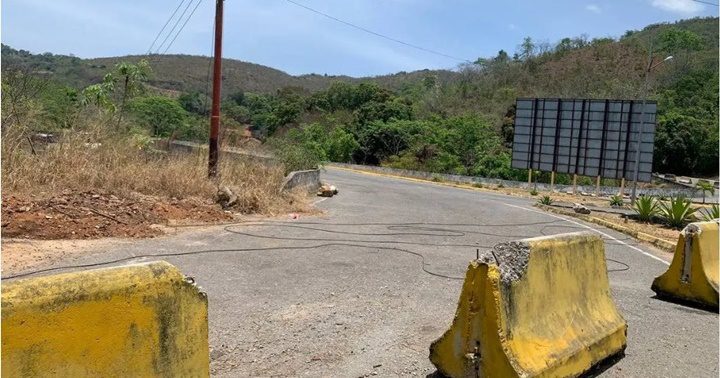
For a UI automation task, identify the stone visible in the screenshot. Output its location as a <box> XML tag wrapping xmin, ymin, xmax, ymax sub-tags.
<box><xmin>573</xmin><ymin>203</ymin><xmax>591</xmax><ymax>214</ymax></box>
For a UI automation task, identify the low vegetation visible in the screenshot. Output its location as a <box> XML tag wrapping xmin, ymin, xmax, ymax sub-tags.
<box><xmin>2</xmin><ymin>18</ymin><xmax>717</xmax><ymax>183</ymax></box>
<box><xmin>633</xmin><ymin>196</ymin><xmax>659</xmax><ymax>222</ymax></box>
<box><xmin>609</xmin><ymin>195</ymin><xmax>624</xmax><ymax>207</ymax></box>
<box><xmin>1</xmin><ymin>60</ymin><xmax>309</xmax><ymax>220</ymax></box>
<box><xmin>538</xmin><ymin>196</ymin><xmax>554</xmax><ymax>205</ymax></box>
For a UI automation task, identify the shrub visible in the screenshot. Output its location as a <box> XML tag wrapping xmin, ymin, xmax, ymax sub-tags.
<box><xmin>529</xmin><ymin>188</ymin><xmax>539</xmax><ymax>196</ymax></box>
<box><xmin>659</xmin><ymin>196</ymin><xmax>698</xmax><ymax>228</ymax></box>
<box><xmin>538</xmin><ymin>195</ymin><xmax>553</xmax><ymax>205</ymax></box>
<box><xmin>702</xmin><ymin>204</ymin><xmax>719</xmax><ymax>221</ymax></box>
<box><xmin>609</xmin><ymin>195</ymin><xmax>624</xmax><ymax>207</ymax></box>
<box><xmin>633</xmin><ymin>196</ymin><xmax>658</xmax><ymax>222</ymax></box>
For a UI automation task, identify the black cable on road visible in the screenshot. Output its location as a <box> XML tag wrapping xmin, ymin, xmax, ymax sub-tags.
<box><xmin>2</xmin><ymin>219</ymin><xmax>632</xmax><ymax>281</ymax></box>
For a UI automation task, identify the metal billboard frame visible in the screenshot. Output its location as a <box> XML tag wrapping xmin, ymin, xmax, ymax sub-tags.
<box><xmin>511</xmin><ymin>98</ymin><xmax>657</xmax><ymax>186</ymax></box>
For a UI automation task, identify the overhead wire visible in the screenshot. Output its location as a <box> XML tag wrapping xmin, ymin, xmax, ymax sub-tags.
<box><xmin>162</xmin><ymin>0</ymin><xmax>205</xmax><ymax>55</ymax></box>
<box><xmin>147</xmin><ymin>0</ymin><xmax>187</xmax><ymax>54</ymax></box>
<box><xmin>283</xmin><ymin>0</ymin><xmax>472</xmax><ymax>63</ymax></box>
<box><xmin>690</xmin><ymin>0</ymin><xmax>719</xmax><ymax>6</ymax></box>
<box><xmin>154</xmin><ymin>0</ymin><xmax>196</xmax><ymax>54</ymax></box>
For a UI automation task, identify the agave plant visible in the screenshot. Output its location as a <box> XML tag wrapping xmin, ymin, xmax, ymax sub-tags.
<box><xmin>633</xmin><ymin>195</ymin><xmax>658</xmax><ymax>222</ymax></box>
<box><xmin>701</xmin><ymin>204</ymin><xmax>719</xmax><ymax>221</ymax></box>
<box><xmin>538</xmin><ymin>195</ymin><xmax>553</xmax><ymax>205</ymax></box>
<box><xmin>659</xmin><ymin>196</ymin><xmax>698</xmax><ymax>228</ymax></box>
<box><xmin>609</xmin><ymin>195</ymin><xmax>624</xmax><ymax>207</ymax></box>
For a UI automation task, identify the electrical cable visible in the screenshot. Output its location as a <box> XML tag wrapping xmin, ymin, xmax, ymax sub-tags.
<box><xmin>690</xmin><ymin>0</ymin><xmax>719</xmax><ymax>6</ymax></box>
<box><xmin>283</xmin><ymin>0</ymin><xmax>472</xmax><ymax>63</ymax></box>
<box><xmin>2</xmin><ymin>219</ymin><xmax>632</xmax><ymax>281</ymax></box>
<box><xmin>155</xmin><ymin>0</ymin><xmax>196</xmax><ymax>54</ymax></box>
<box><xmin>147</xmin><ymin>0</ymin><xmax>187</xmax><ymax>54</ymax></box>
<box><xmin>162</xmin><ymin>0</ymin><xmax>205</xmax><ymax>55</ymax></box>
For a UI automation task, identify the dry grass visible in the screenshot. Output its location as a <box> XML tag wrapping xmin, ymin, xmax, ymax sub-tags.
<box><xmin>2</xmin><ymin>122</ymin><xmax>310</xmax><ymax>215</ymax></box>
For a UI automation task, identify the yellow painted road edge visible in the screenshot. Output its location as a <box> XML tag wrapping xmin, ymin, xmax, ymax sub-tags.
<box><xmin>535</xmin><ymin>204</ymin><xmax>676</xmax><ymax>252</ymax></box>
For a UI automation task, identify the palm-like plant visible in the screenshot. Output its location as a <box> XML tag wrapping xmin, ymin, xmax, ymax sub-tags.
<box><xmin>538</xmin><ymin>195</ymin><xmax>553</xmax><ymax>205</ymax></box>
<box><xmin>633</xmin><ymin>195</ymin><xmax>658</xmax><ymax>222</ymax></box>
<box><xmin>696</xmin><ymin>181</ymin><xmax>716</xmax><ymax>204</ymax></box>
<box><xmin>702</xmin><ymin>204</ymin><xmax>719</xmax><ymax>221</ymax></box>
<box><xmin>659</xmin><ymin>196</ymin><xmax>698</xmax><ymax>228</ymax></box>
<box><xmin>609</xmin><ymin>195</ymin><xmax>624</xmax><ymax>207</ymax></box>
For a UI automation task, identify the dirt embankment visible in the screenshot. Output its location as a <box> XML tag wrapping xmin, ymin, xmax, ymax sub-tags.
<box><xmin>2</xmin><ymin>191</ymin><xmax>233</xmax><ymax>240</ymax></box>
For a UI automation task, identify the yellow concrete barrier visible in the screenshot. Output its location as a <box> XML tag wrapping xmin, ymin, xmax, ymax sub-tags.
<box><xmin>2</xmin><ymin>261</ymin><xmax>209</xmax><ymax>377</ymax></box>
<box><xmin>651</xmin><ymin>221</ymin><xmax>719</xmax><ymax>309</ymax></box>
<box><xmin>430</xmin><ymin>232</ymin><xmax>627</xmax><ymax>377</ymax></box>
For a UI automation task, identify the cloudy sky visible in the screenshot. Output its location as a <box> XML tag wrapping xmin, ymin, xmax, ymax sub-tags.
<box><xmin>2</xmin><ymin>0</ymin><xmax>717</xmax><ymax>76</ymax></box>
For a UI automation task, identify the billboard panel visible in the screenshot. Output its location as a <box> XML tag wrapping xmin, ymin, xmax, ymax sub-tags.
<box><xmin>511</xmin><ymin>98</ymin><xmax>656</xmax><ymax>182</ymax></box>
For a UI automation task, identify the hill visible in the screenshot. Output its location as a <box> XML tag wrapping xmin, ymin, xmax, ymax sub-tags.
<box><xmin>2</xmin><ymin>17</ymin><xmax>717</xmax><ymax>177</ymax></box>
<box><xmin>0</xmin><ymin>45</ymin><xmax>457</xmax><ymax>95</ymax></box>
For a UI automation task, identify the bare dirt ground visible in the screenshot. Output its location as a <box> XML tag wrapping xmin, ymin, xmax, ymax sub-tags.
<box><xmin>2</xmin><ymin>191</ymin><xmax>233</xmax><ymax>239</ymax></box>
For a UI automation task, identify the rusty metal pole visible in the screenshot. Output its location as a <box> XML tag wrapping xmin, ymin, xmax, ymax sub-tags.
<box><xmin>208</xmin><ymin>0</ymin><xmax>224</xmax><ymax>177</ymax></box>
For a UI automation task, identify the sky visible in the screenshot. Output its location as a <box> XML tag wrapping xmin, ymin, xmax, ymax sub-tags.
<box><xmin>2</xmin><ymin>0</ymin><xmax>717</xmax><ymax>77</ymax></box>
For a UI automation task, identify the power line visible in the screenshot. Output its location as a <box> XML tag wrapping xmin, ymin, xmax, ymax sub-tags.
<box><xmin>162</xmin><ymin>0</ymin><xmax>204</xmax><ymax>54</ymax></box>
<box><xmin>690</xmin><ymin>0</ymin><xmax>719</xmax><ymax>7</ymax></box>
<box><xmin>155</xmin><ymin>0</ymin><xmax>196</xmax><ymax>54</ymax></box>
<box><xmin>283</xmin><ymin>0</ymin><xmax>472</xmax><ymax>63</ymax></box>
<box><xmin>147</xmin><ymin>0</ymin><xmax>187</xmax><ymax>54</ymax></box>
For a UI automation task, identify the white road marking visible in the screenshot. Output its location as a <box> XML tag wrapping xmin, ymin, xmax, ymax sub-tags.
<box><xmin>312</xmin><ymin>197</ymin><xmax>329</xmax><ymax>206</ymax></box>
<box><xmin>503</xmin><ymin>203</ymin><xmax>670</xmax><ymax>266</ymax></box>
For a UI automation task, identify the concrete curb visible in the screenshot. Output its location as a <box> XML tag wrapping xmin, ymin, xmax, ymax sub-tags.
<box><xmin>280</xmin><ymin>169</ymin><xmax>321</xmax><ymax>193</ymax></box>
<box><xmin>534</xmin><ymin>204</ymin><xmax>677</xmax><ymax>252</ymax></box>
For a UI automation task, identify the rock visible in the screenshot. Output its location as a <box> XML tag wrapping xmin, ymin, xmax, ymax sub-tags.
<box><xmin>317</xmin><ymin>184</ymin><xmax>334</xmax><ymax>197</ymax></box>
<box><xmin>573</xmin><ymin>203</ymin><xmax>591</xmax><ymax>214</ymax></box>
<box><xmin>216</xmin><ymin>186</ymin><xmax>238</xmax><ymax>209</ymax></box>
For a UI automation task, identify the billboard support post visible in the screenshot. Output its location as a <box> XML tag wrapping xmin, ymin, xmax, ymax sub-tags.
<box><xmin>572</xmin><ymin>174</ymin><xmax>578</xmax><ymax>195</ymax></box>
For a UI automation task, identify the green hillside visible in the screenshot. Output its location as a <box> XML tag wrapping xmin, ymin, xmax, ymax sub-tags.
<box><xmin>2</xmin><ymin>17</ymin><xmax>717</xmax><ymax>178</ymax></box>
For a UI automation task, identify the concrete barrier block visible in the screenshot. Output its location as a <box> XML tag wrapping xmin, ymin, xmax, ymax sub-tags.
<box><xmin>430</xmin><ymin>232</ymin><xmax>627</xmax><ymax>377</ymax></box>
<box><xmin>652</xmin><ymin>221</ymin><xmax>719</xmax><ymax>309</ymax></box>
<box><xmin>2</xmin><ymin>261</ymin><xmax>209</xmax><ymax>377</ymax></box>
<box><xmin>281</xmin><ymin>169</ymin><xmax>321</xmax><ymax>192</ymax></box>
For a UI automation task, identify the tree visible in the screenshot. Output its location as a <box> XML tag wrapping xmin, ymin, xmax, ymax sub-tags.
<box><xmin>696</xmin><ymin>181</ymin><xmax>715</xmax><ymax>204</ymax></box>
<box><xmin>178</xmin><ymin>91</ymin><xmax>210</xmax><ymax>115</ymax></box>
<box><xmin>127</xmin><ymin>96</ymin><xmax>188</xmax><ymax>137</ymax></box>
<box><xmin>80</xmin><ymin>73</ymin><xmax>116</xmax><ymax>112</ymax></box>
<box><xmin>114</xmin><ymin>60</ymin><xmax>151</xmax><ymax>126</ymax></box>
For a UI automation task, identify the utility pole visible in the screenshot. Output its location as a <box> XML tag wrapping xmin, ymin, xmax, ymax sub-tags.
<box><xmin>630</xmin><ymin>45</ymin><xmax>673</xmax><ymax>203</ymax></box>
<box><xmin>208</xmin><ymin>0</ymin><xmax>224</xmax><ymax>177</ymax></box>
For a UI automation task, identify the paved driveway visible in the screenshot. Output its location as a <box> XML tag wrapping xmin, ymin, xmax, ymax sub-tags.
<box><xmin>6</xmin><ymin>167</ymin><xmax>718</xmax><ymax>377</ymax></box>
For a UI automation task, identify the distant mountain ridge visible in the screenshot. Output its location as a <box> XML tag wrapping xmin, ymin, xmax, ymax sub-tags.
<box><xmin>0</xmin><ymin>45</ymin><xmax>458</xmax><ymax>95</ymax></box>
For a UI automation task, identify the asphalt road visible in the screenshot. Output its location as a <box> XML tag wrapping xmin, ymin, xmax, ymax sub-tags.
<box><xmin>7</xmin><ymin>167</ymin><xmax>719</xmax><ymax>377</ymax></box>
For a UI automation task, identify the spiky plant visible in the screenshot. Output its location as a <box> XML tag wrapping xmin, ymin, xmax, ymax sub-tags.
<box><xmin>633</xmin><ymin>195</ymin><xmax>658</xmax><ymax>222</ymax></box>
<box><xmin>659</xmin><ymin>196</ymin><xmax>698</xmax><ymax>228</ymax></box>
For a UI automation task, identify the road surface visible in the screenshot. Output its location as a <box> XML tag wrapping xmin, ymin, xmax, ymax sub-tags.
<box><xmin>6</xmin><ymin>167</ymin><xmax>719</xmax><ymax>377</ymax></box>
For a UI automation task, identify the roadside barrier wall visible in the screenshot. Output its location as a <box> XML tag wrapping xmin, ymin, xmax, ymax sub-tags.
<box><xmin>1</xmin><ymin>261</ymin><xmax>210</xmax><ymax>377</ymax></box>
<box><xmin>280</xmin><ymin>169</ymin><xmax>321</xmax><ymax>192</ymax></box>
<box><xmin>330</xmin><ymin>163</ymin><xmax>698</xmax><ymax>198</ymax></box>
<box><xmin>430</xmin><ymin>232</ymin><xmax>627</xmax><ymax>377</ymax></box>
<box><xmin>652</xmin><ymin>221</ymin><xmax>719</xmax><ymax>308</ymax></box>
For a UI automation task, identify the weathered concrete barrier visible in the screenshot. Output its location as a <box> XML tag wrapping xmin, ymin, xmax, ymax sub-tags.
<box><xmin>430</xmin><ymin>232</ymin><xmax>627</xmax><ymax>377</ymax></box>
<box><xmin>280</xmin><ymin>169</ymin><xmax>321</xmax><ymax>192</ymax></box>
<box><xmin>329</xmin><ymin>163</ymin><xmax>700</xmax><ymax>198</ymax></box>
<box><xmin>2</xmin><ymin>261</ymin><xmax>209</xmax><ymax>377</ymax></box>
<box><xmin>652</xmin><ymin>221</ymin><xmax>719</xmax><ymax>309</ymax></box>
